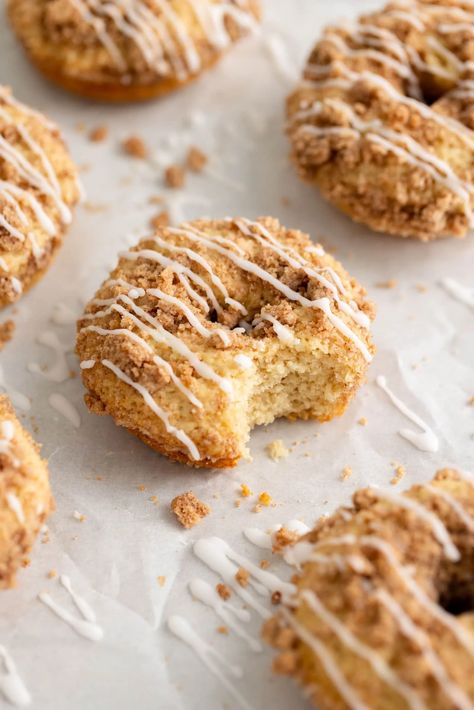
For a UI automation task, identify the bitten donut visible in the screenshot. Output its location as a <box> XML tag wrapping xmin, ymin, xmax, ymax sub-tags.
<box><xmin>287</xmin><ymin>0</ymin><xmax>474</xmax><ymax>241</ymax></box>
<box><xmin>264</xmin><ymin>469</ymin><xmax>474</xmax><ymax>709</ymax></box>
<box><xmin>76</xmin><ymin>217</ymin><xmax>375</xmax><ymax>469</ymax></box>
<box><xmin>0</xmin><ymin>396</ymin><xmax>53</xmax><ymax>588</ymax></box>
<box><xmin>8</xmin><ymin>0</ymin><xmax>261</xmax><ymax>103</ymax></box>
<box><xmin>0</xmin><ymin>86</ymin><xmax>80</xmax><ymax>308</ymax></box>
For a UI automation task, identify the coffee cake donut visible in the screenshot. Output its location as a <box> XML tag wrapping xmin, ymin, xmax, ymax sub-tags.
<box><xmin>76</xmin><ymin>217</ymin><xmax>375</xmax><ymax>468</ymax></box>
<box><xmin>0</xmin><ymin>396</ymin><xmax>53</xmax><ymax>589</ymax></box>
<box><xmin>0</xmin><ymin>86</ymin><xmax>80</xmax><ymax>308</ymax></box>
<box><xmin>287</xmin><ymin>0</ymin><xmax>474</xmax><ymax>241</ymax></box>
<box><xmin>8</xmin><ymin>0</ymin><xmax>261</xmax><ymax>102</ymax></box>
<box><xmin>265</xmin><ymin>468</ymin><xmax>474</xmax><ymax>709</ymax></box>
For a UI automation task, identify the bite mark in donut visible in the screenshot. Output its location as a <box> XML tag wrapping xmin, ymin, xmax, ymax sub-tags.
<box><xmin>76</xmin><ymin>217</ymin><xmax>375</xmax><ymax>468</ymax></box>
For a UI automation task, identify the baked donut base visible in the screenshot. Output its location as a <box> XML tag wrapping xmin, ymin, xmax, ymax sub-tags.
<box><xmin>0</xmin><ymin>235</ymin><xmax>62</xmax><ymax>310</ymax></box>
<box><xmin>26</xmin><ymin>54</ymin><xmax>222</xmax><ymax>103</ymax></box>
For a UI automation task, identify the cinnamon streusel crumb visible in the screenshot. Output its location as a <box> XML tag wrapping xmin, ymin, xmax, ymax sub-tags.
<box><xmin>170</xmin><ymin>491</ymin><xmax>211</xmax><ymax>529</ymax></box>
<box><xmin>165</xmin><ymin>164</ymin><xmax>186</xmax><ymax>188</ymax></box>
<box><xmin>0</xmin><ymin>320</ymin><xmax>15</xmax><ymax>351</ymax></box>
<box><xmin>122</xmin><ymin>136</ymin><xmax>148</xmax><ymax>159</ymax></box>
<box><xmin>186</xmin><ymin>146</ymin><xmax>208</xmax><ymax>173</ymax></box>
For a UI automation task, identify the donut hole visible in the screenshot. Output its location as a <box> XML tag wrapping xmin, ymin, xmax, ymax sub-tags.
<box><xmin>439</xmin><ymin>573</ymin><xmax>474</xmax><ymax>616</ymax></box>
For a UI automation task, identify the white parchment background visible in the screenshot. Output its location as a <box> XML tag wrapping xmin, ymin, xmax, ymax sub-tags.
<box><xmin>0</xmin><ymin>0</ymin><xmax>473</xmax><ymax>708</ymax></box>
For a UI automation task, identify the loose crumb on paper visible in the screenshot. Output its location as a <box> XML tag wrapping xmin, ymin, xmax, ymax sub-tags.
<box><xmin>89</xmin><ymin>125</ymin><xmax>108</xmax><ymax>142</ymax></box>
<box><xmin>240</xmin><ymin>484</ymin><xmax>253</xmax><ymax>498</ymax></box>
<box><xmin>258</xmin><ymin>492</ymin><xmax>272</xmax><ymax>507</ymax></box>
<box><xmin>0</xmin><ymin>320</ymin><xmax>15</xmax><ymax>351</ymax></box>
<box><xmin>165</xmin><ymin>164</ymin><xmax>186</xmax><ymax>189</ymax></box>
<box><xmin>122</xmin><ymin>135</ymin><xmax>148</xmax><ymax>159</ymax></box>
<box><xmin>217</xmin><ymin>626</ymin><xmax>229</xmax><ymax>635</ymax></box>
<box><xmin>273</xmin><ymin>527</ymin><xmax>299</xmax><ymax>552</ymax></box>
<box><xmin>341</xmin><ymin>466</ymin><xmax>353</xmax><ymax>481</ymax></box>
<box><xmin>170</xmin><ymin>491</ymin><xmax>211</xmax><ymax>529</ymax></box>
<box><xmin>186</xmin><ymin>146</ymin><xmax>208</xmax><ymax>173</ymax></box>
<box><xmin>235</xmin><ymin>567</ymin><xmax>250</xmax><ymax>588</ymax></box>
<box><xmin>266</xmin><ymin>439</ymin><xmax>289</xmax><ymax>461</ymax></box>
<box><xmin>216</xmin><ymin>583</ymin><xmax>231</xmax><ymax>600</ymax></box>
<box><xmin>391</xmin><ymin>464</ymin><xmax>406</xmax><ymax>486</ymax></box>
<box><xmin>150</xmin><ymin>210</ymin><xmax>170</xmax><ymax>230</ymax></box>
<box><xmin>271</xmin><ymin>591</ymin><xmax>282</xmax><ymax>605</ymax></box>
<box><xmin>375</xmin><ymin>279</ymin><xmax>397</xmax><ymax>289</ymax></box>
<box><xmin>358</xmin><ymin>417</ymin><xmax>368</xmax><ymax>426</ymax></box>
<box><xmin>157</xmin><ymin>576</ymin><xmax>166</xmax><ymax>587</ymax></box>
<box><xmin>47</xmin><ymin>569</ymin><xmax>57</xmax><ymax>579</ymax></box>
<box><xmin>468</xmin><ymin>396</ymin><xmax>474</xmax><ymax>406</ymax></box>
<box><xmin>260</xmin><ymin>559</ymin><xmax>270</xmax><ymax>570</ymax></box>
<box><xmin>73</xmin><ymin>511</ymin><xmax>86</xmax><ymax>522</ymax></box>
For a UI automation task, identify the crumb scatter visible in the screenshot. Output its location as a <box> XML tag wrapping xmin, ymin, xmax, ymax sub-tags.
<box><xmin>170</xmin><ymin>491</ymin><xmax>211</xmax><ymax>529</ymax></box>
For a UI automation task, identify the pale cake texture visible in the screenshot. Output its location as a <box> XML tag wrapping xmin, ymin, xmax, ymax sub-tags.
<box><xmin>76</xmin><ymin>216</ymin><xmax>375</xmax><ymax>469</ymax></box>
<box><xmin>0</xmin><ymin>395</ymin><xmax>53</xmax><ymax>589</ymax></box>
<box><xmin>287</xmin><ymin>0</ymin><xmax>474</xmax><ymax>241</ymax></box>
<box><xmin>8</xmin><ymin>0</ymin><xmax>261</xmax><ymax>102</ymax></box>
<box><xmin>265</xmin><ymin>469</ymin><xmax>474</xmax><ymax>709</ymax></box>
<box><xmin>0</xmin><ymin>86</ymin><xmax>80</xmax><ymax>308</ymax></box>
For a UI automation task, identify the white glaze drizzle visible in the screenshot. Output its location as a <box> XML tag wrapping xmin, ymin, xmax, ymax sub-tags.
<box><xmin>60</xmin><ymin>575</ymin><xmax>97</xmax><ymax>623</ymax></box>
<box><xmin>189</xmin><ymin>578</ymin><xmax>261</xmax><ymax>652</ymax></box>
<box><xmin>243</xmin><ymin>520</ymin><xmax>310</xmax><ymax>550</ymax></box>
<box><xmin>80</xmin><ymin>359</ymin><xmax>96</xmax><ymax>370</ymax></box>
<box><xmin>6</xmin><ymin>493</ymin><xmax>25</xmax><ymax>524</ymax></box>
<box><xmin>28</xmin><ymin>331</ymin><xmax>70</xmax><ymax>383</ymax></box>
<box><xmin>376</xmin><ymin>375</ymin><xmax>439</xmax><ymax>453</ymax></box>
<box><xmin>50</xmin><ymin>302</ymin><xmax>77</xmax><ymax>326</ymax></box>
<box><xmin>48</xmin><ymin>393</ymin><xmax>81</xmax><ymax>428</ymax></box>
<box><xmin>0</xmin><ymin>646</ymin><xmax>31</xmax><ymax>708</ymax></box>
<box><xmin>0</xmin><ymin>365</ymin><xmax>31</xmax><ymax>412</ymax></box>
<box><xmin>370</xmin><ymin>487</ymin><xmax>460</xmax><ymax>560</ymax></box>
<box><xmin>234</xmin><ymin>354</ymin><xmax>253</xmax><ymax>370</ymax></box>
<box><xmin>167</xmin><ymin>615</ymin><xmax>253</xmax><ymax>710</ymax></box>
<box><xmin>38</xmin><ymin>577</ymin><xmax>103</xmax><ymax>642</ymax></box>
<box><xmin>253</xmin><ymin>313</ymin><xmax>299</xmax><ymax>344</ymax></box>
<box><xmin>193</xmin><ymin>537</ymin><xmax>295</xmax><ymax>619</ymax></box>
<box><xmin>67</xmin><ymin>0</ymin><xmax>257</xmax><ymax>77</ymax></box>
<box><xmin>440</xmin><ymin>277</ymin><xmax>474</xmax><ymax>310</ymax></box>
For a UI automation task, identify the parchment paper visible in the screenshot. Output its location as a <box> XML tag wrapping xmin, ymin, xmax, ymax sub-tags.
<box><xmin>0</xmin><ymin>1</ymin><xmax>473</xmax><ymax>708</ymax></box>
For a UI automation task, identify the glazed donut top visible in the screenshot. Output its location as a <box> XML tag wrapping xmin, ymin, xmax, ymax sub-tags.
<box><xmin>0</xmin><ymin>86</ymin><xmax>80</xmax><ymax>302</ymax></box>
<box><xmin>287</xmin><ymin>0</ymin><xmax>474</xmax><ymax>239</ymax></box>
<box><xmin>76</xmin><ymin>217</ymin><xmax>375</xmax><ymax>462</ymax></box>
<box><xmin>15</xmin><ymin>0</ymin><xmax>260</xmax><ymax>81</ymax></box>
<box><xmin>266</xmin><ymin>469</ymin><xmax>474</xmax><ymax>710</ymax></box>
